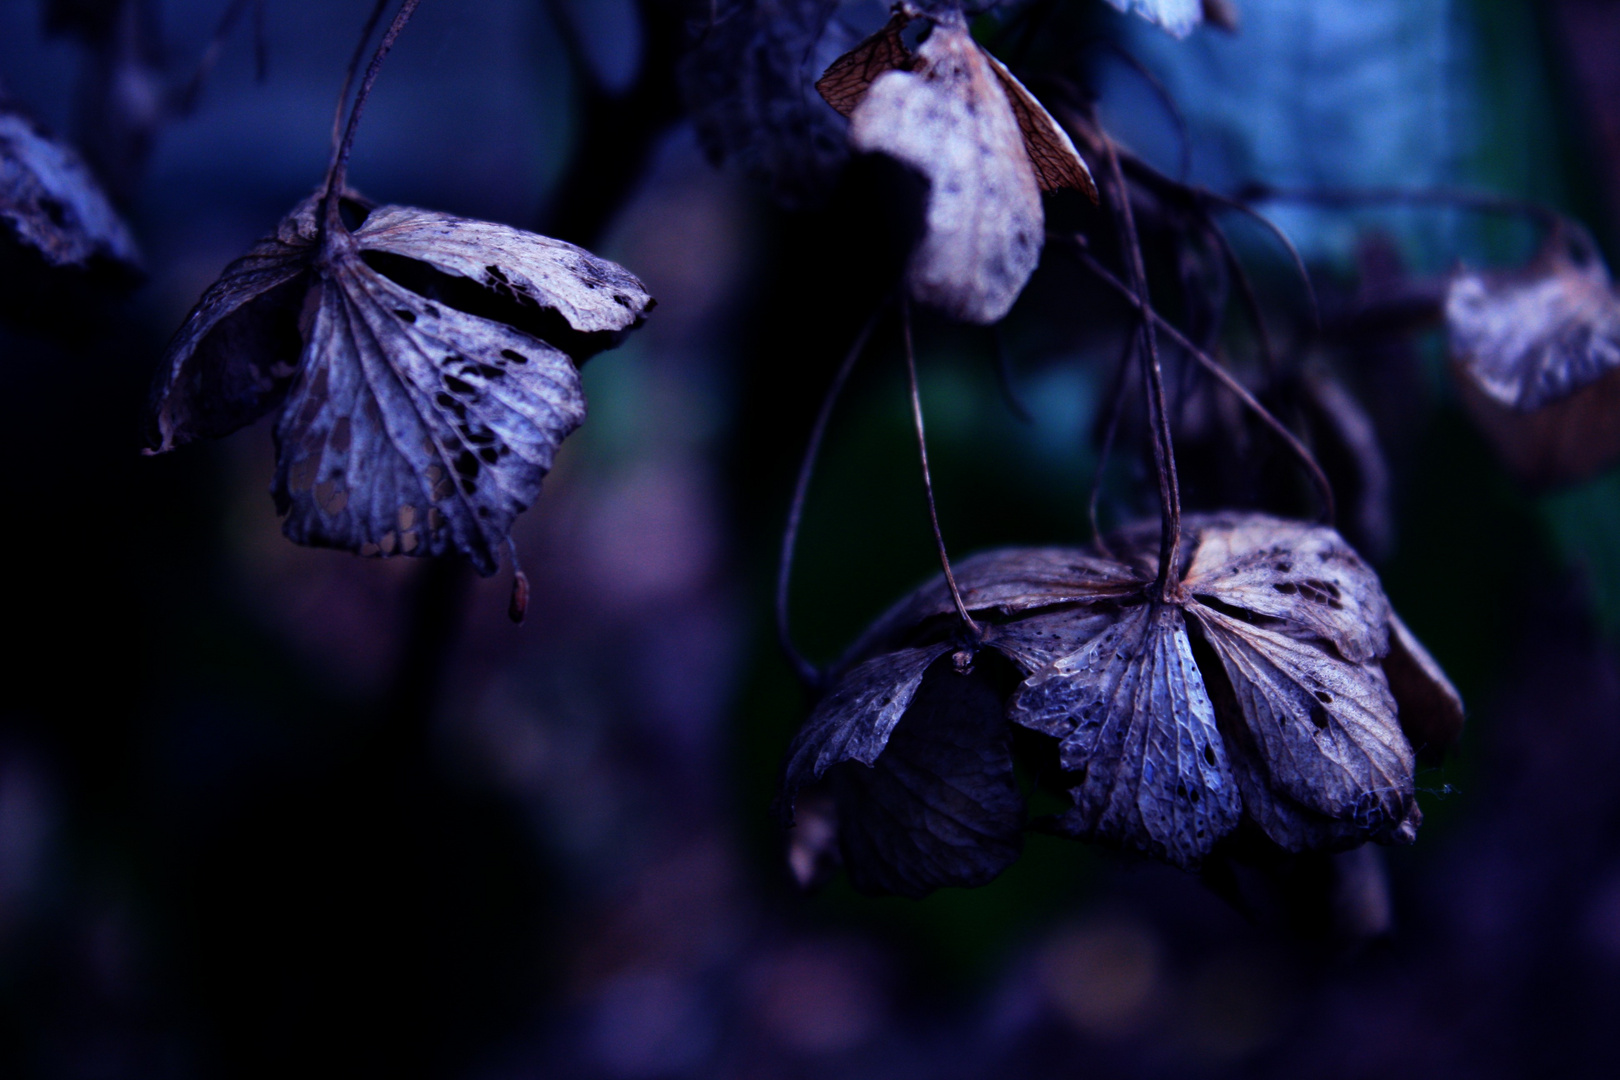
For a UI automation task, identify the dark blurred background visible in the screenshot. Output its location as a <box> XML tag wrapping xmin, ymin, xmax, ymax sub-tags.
<box><xmin>3</xmin><ymin>0</ymin><xmax>1620</xmax><ymax>1076</ymax></box>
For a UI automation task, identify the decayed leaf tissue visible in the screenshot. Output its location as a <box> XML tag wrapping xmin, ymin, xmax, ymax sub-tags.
<box><xmin>779</xmin><ymin>515</ymin><xmax>1463</xmax><ymax>897</ymax></box>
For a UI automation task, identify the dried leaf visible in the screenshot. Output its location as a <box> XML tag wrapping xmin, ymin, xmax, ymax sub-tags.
<box><xmin>979</xmin><ymin>49</ymin><xmax>1097</xmax><ymax>199</ymax></box>
<box><xmin>0</xmin><ymin>98</ymin><xmax>140</xmax><ymax>273</ymax></box>
<box><xmin>1180</xmin><ymin>513</ymin><xmax>1390</xmax><ymax>664</ymax></box>
<box><xmin>1382</xmin><ymin>610</ymin><xmax>1465</xmax><ymax>760</ymax></box>
<box><xmin>819</xmin><ymin>9</ymin><xmax>1095</xmax><ymax>322</ymax></box>
<box><xmin>831</xmin><ymin>652</ymin><xmax>1024</xmax><ymax>897</ymax></box>
<box><xmin>1103</xmin><ymin>0</ymin><xmax>1204</xmax><ymax>38</ymax></box>
<box><xmin>849</xmin><ymin>16</ymin><xmax>1042</xmax><ymax>323</ymax></box>
<box><xmin>777</xmin><ymin>513</ymin><xmax>1453</xmax><ymax>892</ymax></box>
<box><xmin>147</xmin><ymin>192</ymin><xmax>652</xmax><ymax>575</ymax></box>
<box><xmin>781</xmin><ymin>644</ymin><xmax>952</xmax><ymax>789</ymax></box>
<box><xmin>814</xmin><ymin>10</ymin><xmax>912</xmax><ymax>119</ymax></box>
<box><xmin>1448</xmin><ymin>253</ymin><xmax>1620</xmax><ymax>483</ymax></box>
<box><xmin>1189</xmin><ymin>606</ymin><xmax>1415</xmax><ymax>850</ymax></box>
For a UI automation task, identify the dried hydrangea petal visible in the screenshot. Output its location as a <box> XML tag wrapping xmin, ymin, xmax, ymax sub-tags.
<box><xmin>1011</xmin><ymin>603</ymin><xmax>1240</xmax><ymax>869</ymax></box>
<box><xmin>273</xmin><ymin>262</ymin><xmax>587</xmax><ymax>575</ymax></box>
<box><xmin>1382</xmin><ymin>609</ymin><xmax>1465</xmax><ymax>760</ymax></box>
<box><xmin>848</xmin><ymin>16</ymin><xmax>1042</xmax><ymax>324</ymax></box>
<box><xmin>145</xmin><ymin>194</ymin><xmax>325</xmax><ymax>451</ymax></box>
<box><xmin>1182</xmin><ymin>513</ymin><xmax>1390</xmax><ymax>664</ymax></box>
<box><xmin>1190</xmin><ymin>606</ymin><xmax>1416</xmax><ymax>849</ymax></box>
<box><xmin>1103</xmin><ymin>0</ymin><xmax>1204</xmax><ymax>38</ymax></box>
<box><xmin>832</xmin><ymin>652</ymin><xmax>1024</xmax><ymax>897</ymax></box>
<box><xmin>779</xmin><ymin>643</ymin><xmax>953</xmax><ymax>813</ymax></box>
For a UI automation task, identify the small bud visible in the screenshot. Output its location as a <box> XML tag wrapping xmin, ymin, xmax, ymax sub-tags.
<box><xmin>508</xmin><ymin>568</ymin><xmax>530</xmax><ymax>625</ymax></box>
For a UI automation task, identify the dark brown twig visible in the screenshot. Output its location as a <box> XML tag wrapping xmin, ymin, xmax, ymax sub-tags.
<box><xmin>901</xmin><ymin>301</ymin><xmax>980</xmax><ymax>640</ymax></box>
<box><xmin>325</xmin><ymin>0</ymin><xmax>401</xmax><ymax>185</ymax></box>
<box><xmin>776</xmin><ymin>305</ymin><xmax>886</xmax><ymax>690</ymax></box>
<box><xmin>1075</xmin><ymin>247</ymin><xmax>1337</xmax><ymax>524</ymax></box>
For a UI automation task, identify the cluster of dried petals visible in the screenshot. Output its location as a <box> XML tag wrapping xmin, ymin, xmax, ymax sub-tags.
<box><xmin>777</xmin><ymin>513</ymin><xmax>1462</xmax><ymax>897</ymax></box>
<box><xmin>1447</xmin><ymin>249</ymin><xmax>1620</xmax><ymax>485</ymax></box>
<box><xmin>0</xmin><ymin>95</ymin><xmax>141</xmax><ymax>275</ymax></box>
<box><xmin>145</xmin><ymin>187</ymin><xmax>652</xmax><ymax>575</ymax></box>
<box><xmin>817</xmin><ymin>5</ymin><xmax>1096</xmax><ymax>324</ymax></box>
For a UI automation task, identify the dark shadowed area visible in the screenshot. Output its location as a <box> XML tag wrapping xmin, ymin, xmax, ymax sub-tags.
<box><xmin>3</xmin><ymin>1</ymin><xmax>1620</xmax><ymax>1077</ymax></box>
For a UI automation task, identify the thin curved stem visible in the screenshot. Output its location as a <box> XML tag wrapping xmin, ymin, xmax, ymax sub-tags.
<box><xmin>327</xmin><ymin>0</ymin><xmax>393</xmax><ymax>171</ymax></box>
<box><xmin>1088</xmin><ymin>39</ymin><xmax>1191</xmax><ymax>184</ymax></box>
<box><xmin>174</xmin><ymin>0</ymin><xmax>259</xmax><ymax>115</ymax></box>
<box><xmin>1074</xmin><ymin>247</ymin><xmax>1337</xmax><ymax>524</ymax></box>
<box><xmin>776</xmin><ymin>306</ymin><xmax>886</xmax><ymax>690</ymax></box>
<box><xmin>327</xmin><ymin>0</ymin><xmax>420</xmax><ymax>200</ymax></box>
<box><xmin>1201</xmin><ymin>216</ymin><xmax>1278</xmax><ymax>378</ymax></box>
<box><xmin>1201</xmin><ymin>190</ymin><xmax>1321</xmax><ymax>336</ymax></box>
<box><xmin>1100</xmin><ymin>134</ymin><xmax>1181</xmax><ymax>599</ymax></box>
<box><xmin>901</xmin><ymin>300</ymin><xmax>980</xmax><ymax>640</ymax></box>
<box><xmin>1088</xmin><ymin>333</ymin><xmax>1137</xmax><ymax>560</ymax></box>
<box><xmin>991</xmin><ymin>325</ymin><xmax>1033</xmax><ymax>424</ymax></box>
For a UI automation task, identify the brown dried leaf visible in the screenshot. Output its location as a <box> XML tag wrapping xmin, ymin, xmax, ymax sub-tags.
<box><xmin>1010</xmin><ymin>602</ymin><xmax>1241</xmax><ymax>869</ymax></box>
<box><xmin>1382</xmin><ymin>610</ymin><xmax>1465</xmax><ymax>760</ymax></box>
<box><xmin>1448</xmin><ymin>253</ymin><xmax>1620</xmax><ymax>483</ymax></box>
<box><xmin>847</xmin><ymin>15</ymin><xmax>1043</xmax><ymax>324</ymax></box>
<box><xmin>0</xmin><ymin>98</ymin><xmax>141</xmax><ymax>272</ymax></box>
<box><xmin>978</xmin><ymin>50</ymin><xmax>1097</xmax><ymax>200</ymax></box>
<box><xmin>147</xmin><ymin>192</ymin><xmax>652</xmax><ymax>575</ymax></box>
<box><xmin>847</xmin><ymin>546</ymin><xmax>1145</xmax><ymax>662</ymax></box>
<box><xmin>814</xmin><ymin>9</ymin><xmax>912</xmax><ymax>119</ymax></box>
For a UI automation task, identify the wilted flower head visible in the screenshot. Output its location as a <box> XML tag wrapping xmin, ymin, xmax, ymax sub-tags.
<box><xmin>144</xmin><ymin>2</ymin><xmax>652</xmax><ymax>577</ymax></box>
<box><xmin>1447</xmin><ymin>245</ymin><xmax>1620</xmax><ymax>485</ymax></box>
<box><xmin>777</xmin><ymin>513</ymin><xmax>1462</xmax><ymax>897</ymax></box>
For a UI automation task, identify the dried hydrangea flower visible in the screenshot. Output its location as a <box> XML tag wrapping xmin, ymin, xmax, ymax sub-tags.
<box><xmin>778</xmin><ymin>513</ymin><xmax>1462</xmax><ymax>896</ymax></box>
<box><xmin>1447</xmin><ymin>248</ymin><xmax>1620</xmax><ymax>485</ymax></box>
<box><xmin>143</xmin><ymin>1</ymin><xmax>652</xmax><ymax>576</ymax></box>
<box><xmin>0</xmin><ymin>93</ymin><xmax>141</xmax><ymax>276</ymax></box>
<box><xmin>817</xmin><ymin>5</ymin><xmax>1096</xmax><ymax>324</ymax></box>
